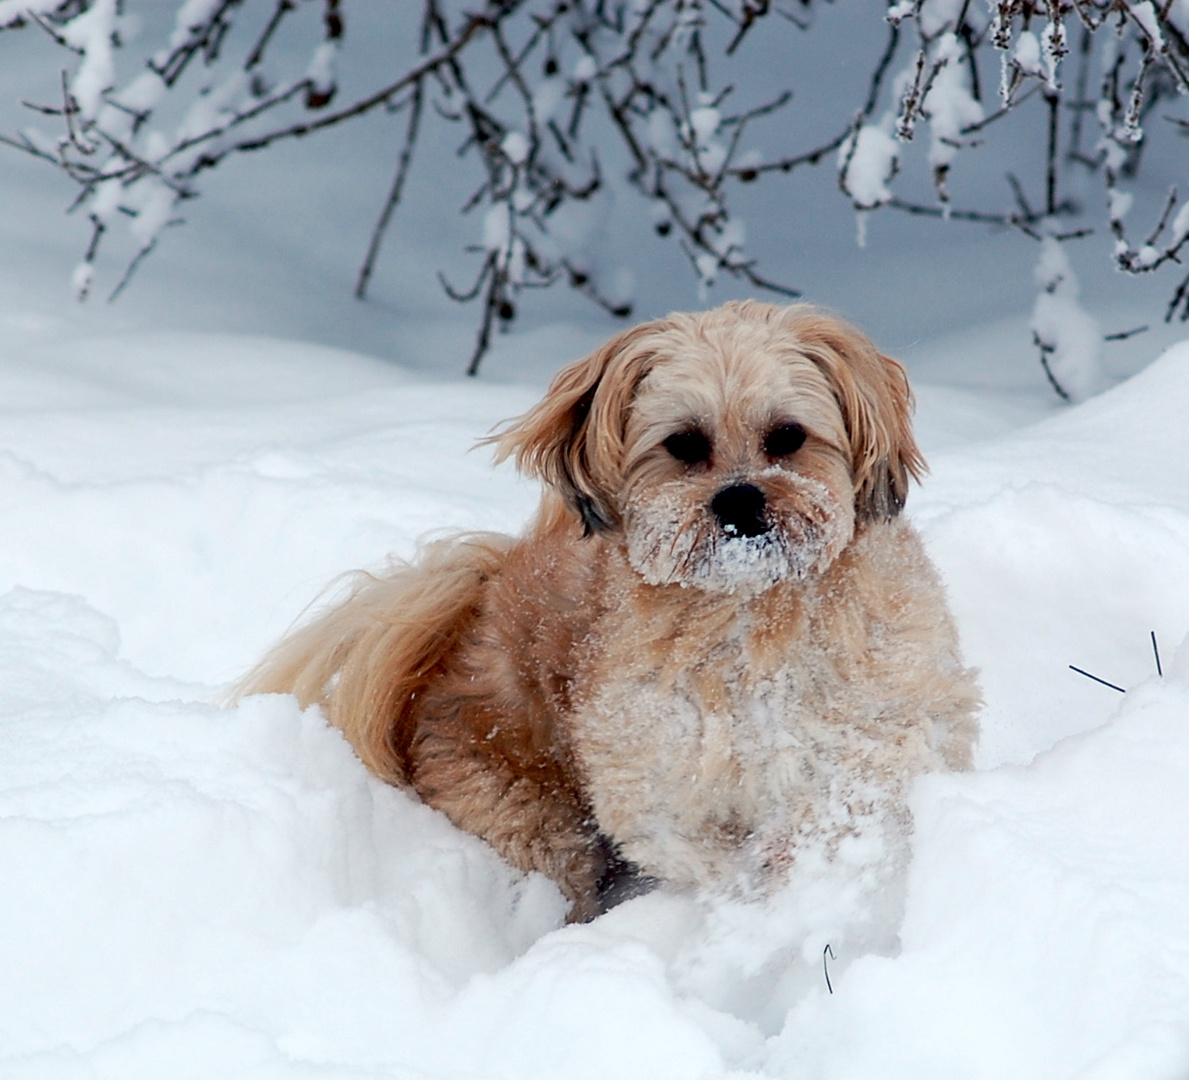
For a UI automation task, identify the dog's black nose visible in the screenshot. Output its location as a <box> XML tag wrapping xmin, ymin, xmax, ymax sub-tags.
<box><xmin>711</xmin><ymin>483</ymin><xmax>768</xmax><ymax>538</ymax></box>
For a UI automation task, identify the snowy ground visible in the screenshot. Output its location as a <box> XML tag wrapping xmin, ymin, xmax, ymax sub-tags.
<box><xmin>1</xmin><ymin>318</ymin><xmax>1187</xmax><ymax>1080</ymax></box>
<box><xmin>0</xmin><ymin>316</ymin><xmax>1185</xmax><ymax>1079</ymax></box>
<box><xmin>3</xmin><ymin>16</ymin><xmax>1189</xmax><ymax>1078</ymax></box>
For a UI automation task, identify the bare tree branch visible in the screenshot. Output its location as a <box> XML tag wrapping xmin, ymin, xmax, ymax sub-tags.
<box><xmin>2</xmin><ymin>0</ymin><xmax>1188</xmax><ymax>383</ymax></box>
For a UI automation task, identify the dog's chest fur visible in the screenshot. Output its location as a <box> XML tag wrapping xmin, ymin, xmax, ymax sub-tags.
<box><xmin>565</xmin><ymin>519</ymin><xmax>969</xmax><ymax>891</ymax></box>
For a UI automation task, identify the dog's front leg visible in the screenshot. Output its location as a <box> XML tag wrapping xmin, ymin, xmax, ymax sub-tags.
<box><xmin>409</xmin><ymin>721</ymin><xmax>610</xmax><ymax>922</ymax></box>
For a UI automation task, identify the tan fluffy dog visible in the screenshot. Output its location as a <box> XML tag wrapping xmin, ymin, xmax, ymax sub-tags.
<box><xmin>239</xmin><ymin>301</ymin><xmax>979</xmax><ymax>921</ymax></box>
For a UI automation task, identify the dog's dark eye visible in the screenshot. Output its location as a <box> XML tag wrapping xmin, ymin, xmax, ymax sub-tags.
<box><xmin>663</xmin><ymin>429</ymin><xmax>712</xmax><ymax>465</ymax></box>
<box><xmin>764</xmin><ymin>423</ymin><xmax>807</xmax><ymax>459</ymax></box>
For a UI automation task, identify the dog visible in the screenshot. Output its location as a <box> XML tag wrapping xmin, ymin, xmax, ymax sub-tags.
<box><xmin>238</xmin><ymin>301</ymin><xmax>979</xmax><ymax>922</ymax></box>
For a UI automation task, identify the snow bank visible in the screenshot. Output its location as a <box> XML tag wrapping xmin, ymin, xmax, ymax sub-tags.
<box><xmin>917</xmin><ymin>341</ymin><xmax>1189</xmax><ymax>764</ymax></box>
<box><xmin>0</xmin><ymin>337</ymin><xmax>540</xmax><ymax>682</ymax></box>
<box><xmin>0</xmin><ymin>589</ymin><xmax>571</xmax><ymax>1077</ymax></box>
<box><xmin>0</xmin><ymin>331</ymin><xmax>1187</xmax><ymax>1076</ymax></box>
<box><xmin>771</xmin><ymin>664</ymin><xmax>1189</xmax><ymax>1080</ymax></box>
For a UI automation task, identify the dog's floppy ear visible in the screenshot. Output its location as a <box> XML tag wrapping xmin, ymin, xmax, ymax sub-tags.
<box><xmin>489</xmin><ymin>323</ymin><xmax>661</xmax><ymax>534</ymax></box>
<box><xmin>788</xmin><ymin>310</ymin><xmax>925</xmax><ymax>522</ymax></box>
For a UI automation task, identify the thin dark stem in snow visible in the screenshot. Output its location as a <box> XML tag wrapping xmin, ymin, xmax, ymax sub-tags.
<box><xmin>823</xmin><ymin>943</ymin><xmax>836</xmax><ymax>995</ymax></box>
<box><xmin>1151</xmin><ymin>631</ymin><xmax>1163</xmax><ymax>678</ymax></box>
<box><xmin>1068</xmin><ymin>665</ymin><xmax>1126</xmax><ymax>694</ymax></box>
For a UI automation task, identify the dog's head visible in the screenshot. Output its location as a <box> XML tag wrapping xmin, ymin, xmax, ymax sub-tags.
<box><xmin>494</xmin><ymin>301</ymin><xmax>924</xmax><ymax>595</ymax></box>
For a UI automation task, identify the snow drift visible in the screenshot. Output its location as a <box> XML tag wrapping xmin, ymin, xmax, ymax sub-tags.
<box><xmin>0</xmin><ymin>330</ymin><xmax>1187</xmax><ymax>1077</ymax></box>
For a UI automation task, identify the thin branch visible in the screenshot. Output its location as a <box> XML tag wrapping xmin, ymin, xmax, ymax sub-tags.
<box><xmin>246</xmin><ymin>0</ymin><xmax>296</xmax><ymax>71</ymax></box>
<box><xmin>1033</xmin><ymin>330</ymin><xmax>1072</xmax><ymax>401</ymax></box>
<box><xmin>466</xmin><ymin>258</ymin><xmax>503</xmax><ymax>377</ymax></box>
<box><xmin>107</xmin><ymin>233</ymin><xmax>164</xmax><ymax>303</ymax></box>
<box><xmin>210</xmin><ymin>12</ymin><xmax>498</xmax><ymax>161</ymax></box>
<box><xmin>355</xmin><ymin>83</ymin><xmax>424</xmax><ymax>300</ymax></box>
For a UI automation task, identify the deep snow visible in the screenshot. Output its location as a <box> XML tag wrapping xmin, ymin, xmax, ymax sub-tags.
<box><xmin>2</xmin><ymin>7</ymin><xmax>1189</xmax><ymax>1075</ymax></box>
<box><xmin>0</xmin><ymin>323</ymin><xmax>1186</xmax><ymax>1078</ymax></box>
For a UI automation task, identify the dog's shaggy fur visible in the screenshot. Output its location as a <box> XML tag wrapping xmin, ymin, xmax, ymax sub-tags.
<box><xmin>238</xmin><ymin>301</ymin><xmax>979</xmax><ymax>921</ymax></box>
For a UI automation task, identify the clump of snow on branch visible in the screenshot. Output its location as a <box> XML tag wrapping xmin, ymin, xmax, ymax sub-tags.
<box><xmin>59</xmin><ymin>0</ymin><xmax>119</xmax><ymax>120</ymax></box>
<box><xmin>923</xmin><ymin>33</ymin><xmax>983</xmax><ymax>193</ymax></box>
<box><xmin>1031</xmin><ymin>235</ymin><xmax>1103</xmax><ymax>403</ymax></box>
<box><xmin>839</xmin><ymin>122</ymin><xmax>898</xmax><ymax>213</ymax></box>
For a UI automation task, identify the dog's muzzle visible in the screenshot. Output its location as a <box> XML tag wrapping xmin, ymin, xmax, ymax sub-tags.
<box><xmin>711</xmin><ymin>483</ymin><xmax>768</xmax><ymax>538</ymax></box>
